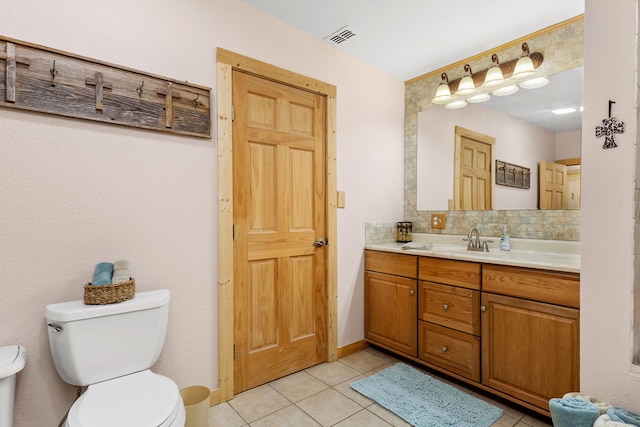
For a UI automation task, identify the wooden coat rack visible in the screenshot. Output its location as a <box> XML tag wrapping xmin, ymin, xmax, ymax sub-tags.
<box><xmin>0</xmin><ymin>36</ymin><xmax>211</xmax><ymax>138</ymax></box>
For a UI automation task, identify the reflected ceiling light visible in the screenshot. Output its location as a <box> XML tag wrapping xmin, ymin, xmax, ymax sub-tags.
<box><xmin>551</xmin><ymin>106</ymin><xmax>577</xmax><ymax>115</ymax></box>
<box><xmin>492</xmin><ymin>84</ymin><xmax>519</xmax><ymax>96</ymax></box>
<box><xmin>512</xmin><ymin>43</ymin><xmax>537</xmax><ymax>80</ymax></box>
<box><xmin>432</xmin><ymin>73</ymin><xmax>453</xmax><ymax>105</ymax></box>
<box><xmin>482</xmin><ymin>54</ymin><xmax>505</xmax><ymax>89</ymax></box>
<box><xmin>519</xmin><ymin>76</ymin><xmax>549</xmax><ymax>89</ymax></box>
<box><xmin>466</xmin><ymin>92</ymin><xmax>491</xmax><ymax>103</ymax></box>
<box><xmin>445</xmin><ymin>100</ymin><xmax>468</xmax><ymax>109</ymax></box>
<box><xmin>456</xmin><ymin>64</ymin><xmax>476</xmax><ymax>96</ymax></box>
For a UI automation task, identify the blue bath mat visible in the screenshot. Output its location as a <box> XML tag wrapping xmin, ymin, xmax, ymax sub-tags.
<box><xmin>350</xmin><ymin>363</ymin><xmax>503</xmax><ymax>427</ymax></box>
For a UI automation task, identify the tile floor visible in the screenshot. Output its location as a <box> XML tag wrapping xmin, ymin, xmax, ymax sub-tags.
<box><xmin>207</xmin><ymin>347</ymin><xmax>553</xmax><ymax>427</ymax></box>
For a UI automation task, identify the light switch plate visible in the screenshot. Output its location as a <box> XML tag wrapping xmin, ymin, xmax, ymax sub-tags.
<box><xmin>337</xmin><ymin>191</ymin><xmax>346</xmax><ymax>208</ymax></box>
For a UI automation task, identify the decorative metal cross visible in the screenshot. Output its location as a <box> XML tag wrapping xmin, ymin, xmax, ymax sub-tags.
<box><xmin>595</xmin><ymin>100</ymin><xmax>624</xmax><ymax>149</ymax></box>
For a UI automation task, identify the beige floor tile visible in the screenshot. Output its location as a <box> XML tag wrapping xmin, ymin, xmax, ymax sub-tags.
<box><xmin>367</xmin><ymin>404</ymin><xmax>412</xmax><ymax>427</ymax></box>
<box><xmin>364</xmin><ymin>347</ymin><xmax>400</xmax><ymax>364</ymax></box>
<box><xmin>339</xmin><ymin>349</ymin><xmax>389</xmax><ymax>373</ymax></box>
<box><xmin>490</xmin><ymin>413</ymin><xmax>521</xmax><ymax>426</ymax></box>
<box><xmin>228</xmin><ymin>384</ymin><xmax>291</xmax><ymax>423</ymax></box>
<box><xmin>250</xmin><ymin>404</ymin><xmax>321</xmax><ymax>427</ymax></box>
<box><xmin>305</xmin><ymin>360</ymin><xmax>360</xmax><ymax>386</ymax></box>
<box><xmin>207</xmin><ymin>402</ymin><xmax>247</xmax><ymax>427</ymax></box>
<box><xmin>269</xmin><ymin>371</ymin><xmax>329</xmax><ymax>403</ymax></box>
<box><xmin>333</xmin><ymin>409</ymin><xmax>394</xmax><ymax>427</ymax></box>
<box><xmin>520</xmin><ymin>414</ymin><xmax>553</xmax><ymax>426</ymax></box>
<box><xmin>471</xmin><ymin>391</ymin><xmax>525</xmax><ymax>420</ymax></box>
<box><xmin>296</xmin><ymin>388</ymin><xmax>362</xmax><ymax>426</ymax></box>
<box><xmin>334</xmin><ymin>374</ymin><xmax>374</xmax><ymax>408</ymax></box>
<box><xmin>362</xmin><ymin>361</ymin><xmax>398</xmax><ymax>376</ymax></box>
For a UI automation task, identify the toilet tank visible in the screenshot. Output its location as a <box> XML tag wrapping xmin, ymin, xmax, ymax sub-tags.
<box><xmin>45</xmin><ymin>289</ymin><xmax>170</xmax><ymax>386</ymax></box>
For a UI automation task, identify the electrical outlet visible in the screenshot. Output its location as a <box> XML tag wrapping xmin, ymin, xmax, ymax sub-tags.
<box><xmin>431</xmin><ymin>213</ymin><xmax>446</xmax><ymax>229</ymax></box>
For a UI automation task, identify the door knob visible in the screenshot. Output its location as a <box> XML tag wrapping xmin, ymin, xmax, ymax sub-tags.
<box><xmin>313</xmin><ymin>238</ymin><xmax>326</xmax><ymax>247</ymax></box>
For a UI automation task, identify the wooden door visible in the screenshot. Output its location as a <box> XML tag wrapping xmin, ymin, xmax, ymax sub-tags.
<box><xmin>232</xmin><ymin>70</ymin><xmax>327</xmax><ymax>392</ymax></box>
<box><xmin>567</xmin><ymin>169</ymin><xmax>581</xmax><ymax>209</ymax></box>
<box><xmin>481</xmin><ymin>292</ymin><xmax>579</xmax><ymax>411</ymax></box>
<box><xmin>539</xmin><ymin>161</ymin><xmax>568</xmax><ymax>209</ymax></box>
<box><xmin>454</xmin><ymin>126</ymin><xmax>494</xmax><ymax>210</ymax></box>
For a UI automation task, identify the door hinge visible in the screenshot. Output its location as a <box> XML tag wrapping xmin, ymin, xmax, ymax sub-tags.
<box><xmin>233</xmin><ymin>343</ymin><xmax>236</xmax><ymax>359</ymax></box>
<box><xmin>231</xmin><ymin>105</ymin><xmax>235</xmax><ymax>121</ymax></box>
<box><xmin>232</xmin><ymin>224</ymin><xmax>235</xmax><ymax>240</ymax></box>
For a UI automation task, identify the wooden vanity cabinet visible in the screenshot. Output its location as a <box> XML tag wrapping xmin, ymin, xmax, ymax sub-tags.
<box><xmin>481</xmin><ymin>265</ymin><xmax>580</xmax><ymax>410</ymax></box>
<box><xmin>364</xmin><ymin>251</ymin><xmax>418</xmax><ymax>357</ymax></box>
<box><xmin>363</xmin><ymin>250</ymin><xmax>580</xmax><ymax>416</ymax></box>
<box><xmin>418</xmin><ymin>258</ymin><xmax>481</xmax><ymax>381</ymax></box>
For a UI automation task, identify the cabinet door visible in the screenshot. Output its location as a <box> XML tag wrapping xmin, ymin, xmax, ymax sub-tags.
<box><xmin>365</xmin><ymin>271</ymin><xmax>417</xmax><ymax>356</ymax></box>
<box><xmin>482</xmin><ymin>293</ymin><xmax>579</xmax><ymax>410</ymax></box>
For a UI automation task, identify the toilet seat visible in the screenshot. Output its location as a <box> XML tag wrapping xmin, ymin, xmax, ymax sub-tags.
<box><xmin>66</xmin><ymin>370</ymin><xmax>184</xmax><ymax>427</ymax></box>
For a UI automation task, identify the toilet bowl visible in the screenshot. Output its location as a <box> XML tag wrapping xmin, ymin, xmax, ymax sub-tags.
<box><xmin>0</xmin><ymin>345</ymin><xmax>26</xmax><ymax>427</ymax></box>
<box><xmin>64</xmin><ymin>370</ymin><xmax>185</xmax><ymax>427</ymax></box>
<box><xmin>45</xmin><ymin>290</ymin><xmax>185</xmax><ymax>427</ymax></box>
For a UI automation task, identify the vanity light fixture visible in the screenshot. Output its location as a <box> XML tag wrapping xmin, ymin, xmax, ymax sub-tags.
<box><xmin>482</xmin><ymin>54</ymin><xmax>505</xmax><ymax>89</ymax></box>
<box><xmin>430</xmin><ymin>41</ymin><xmax>545</xmax><ymax>109</ymax></box>
<box><xmin>512</xmin><ymin>42</ymin><xmax>537</xmax><ymax>80</ymax></box>
<box><xmin>456</xmin><ymin>64</ymin><xmax>476</xmax><ymax>96</ymax></box>
<box><xmin>432</xmin><ymin>73</ymin><xmax>453</xmax><ymax>105</ymax></box>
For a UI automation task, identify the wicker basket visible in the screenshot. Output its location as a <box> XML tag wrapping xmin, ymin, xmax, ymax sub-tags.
<box><xmin>84</xmin><ymin>278</ymin><xmax>135</xmax><ymax>305</ymax></box>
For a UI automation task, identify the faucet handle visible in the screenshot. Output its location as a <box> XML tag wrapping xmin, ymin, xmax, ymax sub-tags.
<box><xmin>482</xmin><ymin>239</ymin><xmax>495</xmax><ymax>252</ymax></box>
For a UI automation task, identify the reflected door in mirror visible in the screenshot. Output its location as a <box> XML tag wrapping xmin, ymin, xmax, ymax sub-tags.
<box><xmin>539</xmin><ymin>161</ymin><xmax>569</xmax><ymax>209</ymax></box>
<box><xmin>454</xmin><ymin>126</ymin><xmax>495</xmax><ymax>210</ymax></box>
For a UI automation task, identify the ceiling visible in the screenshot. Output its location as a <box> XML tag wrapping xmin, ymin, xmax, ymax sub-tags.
<box><xmin>240</xmin><ymin>0</ymin><xmax>585</xmax><ymax>132</ymax></box>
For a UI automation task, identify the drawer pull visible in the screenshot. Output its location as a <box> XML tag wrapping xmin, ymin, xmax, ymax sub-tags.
<box><xmin>443</xmin><ymin>304</ymin><xmax>449</xmax><ymax>311</ymax></box>
<box><xmin>410</xmin><ymin>289</ymin><xmax>415</xmax><ymax>295</ymax></box>
<box><xmin>480</xmin><ymin>305</ymin><xmax>486</xmax><ymax>312</ymax></box>
<box><xmin>442</xmin><ymin>346</ymin><xmax>448</xmax><ymax>352</ymax></box>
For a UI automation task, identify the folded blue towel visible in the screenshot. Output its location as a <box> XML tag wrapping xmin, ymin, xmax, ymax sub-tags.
<box><xmin>549</xmin><ymin>397</ymin><xmax>601</xmax><ymax>427</ymax></box>
<box><xmin>608</xmin><ymin>407</ymin><xmax>640</xmax><ymax>426</ymax></box>
<box><xmin>93</xmin><ymin>262</ymin><xmax>113</xmax><ymax>286</ymax></box>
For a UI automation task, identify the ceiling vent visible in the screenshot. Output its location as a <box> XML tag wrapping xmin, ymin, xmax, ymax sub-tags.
<box><xmin>324</xmin><ymin>26</ymin><xmax>361</xmax><ymax>45</ymax></box>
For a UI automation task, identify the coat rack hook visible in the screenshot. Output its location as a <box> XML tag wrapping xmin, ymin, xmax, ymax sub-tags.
<box><xmin>49</xmin><ymin>60</ymin><xmax>58</xmax><ymax>86</ymax></box>
<box><xmin>136</xmin><ymin>81</ymin><xmax>144</xmax><ymax>97</ymax></box>
<box><xmin>192</xmin><ymin>94</ymin><xmax>199</xmax><ymax>108</ymax></box>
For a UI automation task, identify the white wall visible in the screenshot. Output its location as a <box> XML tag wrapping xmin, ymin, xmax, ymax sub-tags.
<box><xmin>556</xmin><ymin>130</ymin><xmax>582</xmax><ymax>159</ymax></box>
<box><xmin>0</xmin><ymin>0</ymin><xmax>405</xmax><ymax>425</ymax></box>
<box><xmin>417</xmin><ymin>103</ymin><xmax>556</xmax><ymax>210</ymax></box>
<box><xmin>581</xmin><ymin>0</ymin><xmax>640</xmax><ymax>412</ymax></box>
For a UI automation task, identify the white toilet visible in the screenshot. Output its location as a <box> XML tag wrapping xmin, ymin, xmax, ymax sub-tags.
<box><xmin>45</xmin><ymin>289</ymin><xmax>186</xmax><ymax>427</ymax></box>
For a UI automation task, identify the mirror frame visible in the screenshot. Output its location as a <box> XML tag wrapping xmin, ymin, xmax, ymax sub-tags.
<box><xmin>403</xmin><ymin>15</ymin><xmax>583</xmax><ymax>240</ymax></box>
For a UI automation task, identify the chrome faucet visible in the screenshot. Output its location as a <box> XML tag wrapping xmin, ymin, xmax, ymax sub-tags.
<box><xmin>464</xmin><ymin>228</ymin><xmax>493</xmax><ymax>252</ymax></box>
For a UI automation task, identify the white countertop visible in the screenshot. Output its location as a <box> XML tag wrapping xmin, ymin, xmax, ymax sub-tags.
<box><xmin>365</xmin><ymin>233</ymin><xmax>580</xmax><ymax>273</ymax></box>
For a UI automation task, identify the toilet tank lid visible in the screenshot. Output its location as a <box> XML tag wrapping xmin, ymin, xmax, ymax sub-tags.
<box><xmin>45</xmin><ymin>289</ymin><xmax>170</xmax><ymax>323</ymax></box>
<box><xmin>0</xmin><ymin>345</ymin><xmax>26</xmax><ymax>378</ymax></box>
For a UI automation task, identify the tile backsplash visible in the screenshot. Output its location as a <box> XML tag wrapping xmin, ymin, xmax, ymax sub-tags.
<box><xmin>367</xmin><ymin>209</ymin><xmax>580</xmax><ymax>244</ymax></box>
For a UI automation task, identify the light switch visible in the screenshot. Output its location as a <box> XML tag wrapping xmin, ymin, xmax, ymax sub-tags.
<box><xmin>337</xmin><ymin>191</ymin><xmax>346</xmax><ymax>208</ymax></box>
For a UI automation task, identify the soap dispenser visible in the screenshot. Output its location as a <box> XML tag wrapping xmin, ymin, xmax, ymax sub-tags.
<box><xmin>500</xmin><ymin>225</ymin><xmax>511</xmax><ymax>251</ymax></box>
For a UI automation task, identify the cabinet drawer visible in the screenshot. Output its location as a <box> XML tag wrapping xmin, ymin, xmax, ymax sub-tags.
<box><xmin>419</xmin><ymin>281</ymin><xmax>480</xmax><ymax>335</ymax></box>
<box><xmin>418</xmin><ymin>321</ymin><xmax>480</xmax><ymax>382</ymax></box>
<box><xmin>483</xmin><ymin>265</ymin><xmax>580</xmax><ymax>308</ymax></box>
<box><xmin>419</xmin><ymin>257</ymin><xmax>480</xmax><ymax>290</ymax></box>
<box><xmin>365</xmin><ymin>250</ymin><xmax>418</xmax><ymax>278</ymax></box>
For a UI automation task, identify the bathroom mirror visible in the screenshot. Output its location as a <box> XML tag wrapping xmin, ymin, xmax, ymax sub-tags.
<box><xmin>417</xmin><ymin>66</ymin><xmax>583</xmax><ymax>211</ymax></box>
